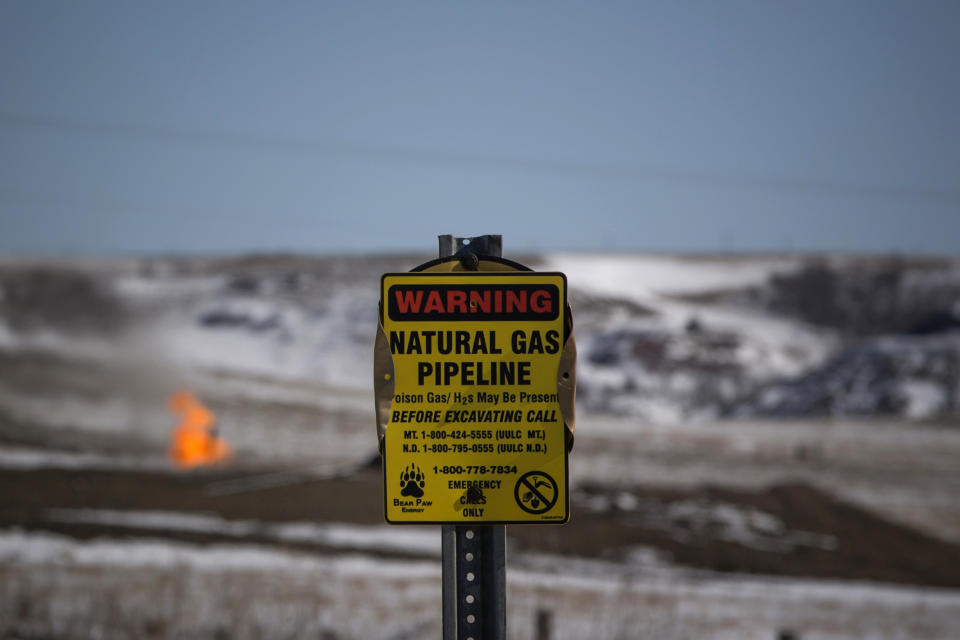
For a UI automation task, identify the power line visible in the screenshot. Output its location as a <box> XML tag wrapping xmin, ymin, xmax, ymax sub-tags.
<box><xmin>1</xmin><ymin>110</ymin><xmax>958</xmax><ymax>204</ymax></box>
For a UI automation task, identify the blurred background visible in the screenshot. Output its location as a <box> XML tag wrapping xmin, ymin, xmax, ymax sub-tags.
<box><xmin>1</xmin><ymin>2</ymin><xmax>959</xmax><ymax>639</ymax></box>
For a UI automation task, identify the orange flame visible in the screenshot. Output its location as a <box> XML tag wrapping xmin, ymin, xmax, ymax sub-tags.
<box><xmin>168</xmin><ymin>390</ymin><xmax>230</xmax><ymax>468</ymax></box>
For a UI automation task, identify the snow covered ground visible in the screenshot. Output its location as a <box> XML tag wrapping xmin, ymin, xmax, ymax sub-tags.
<box><xmin>2</xmin><ymin>531</ymin><xmax>959</xmax><ymax>640</ymax></box>
<box><xmin>2</xmin><ymin>252</ymin><xmax>960</xmax><ymax>638</ymax></box>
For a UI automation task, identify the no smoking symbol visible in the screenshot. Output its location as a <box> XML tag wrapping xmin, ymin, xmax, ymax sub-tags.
<box><xmin>514</xmin><ymin>471</ymin><xmax>558</xmax><ymax>514</ymax></box>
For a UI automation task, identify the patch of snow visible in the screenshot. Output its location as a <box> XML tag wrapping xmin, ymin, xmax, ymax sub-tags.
<box><xmin>541</xmin><ymin>253</ymin><xmax>799</xmax><ymax>301</ymax></box>
<box><xmin>899</xmin><ymin>379</ymin><xmax>946</xmax><ymax>419</ymax></box>
<box><xmin>0</xmin><ymin>529</ymin><xmax>438</xmax><ymax>576</ymax></box>
<box><xmin>42</xmin><ymin>509</ymin><xmax>440</xmax><ymax>556</ymax></box>
<box><xmin>660</xmin><ymin>499</ymin><xmax>836</xmax><ymax>552</ymax></box>
<box><xmin>0</xmin><ymin>387</ymin><xmax>141</xmax><ymax>435</ymax></box>
<box><xmin>0</xmin><ymin>447</ymin><xmax>168</xmax><ymax>471</ymax></box>
<box><xmin>112</xmin><ymin>273</ymin><xmax>226</xmax><ymax>299</ymax></box>
<box><xmin>0</xmin><ymin>321</ymin><xmax>121</xmax><ymax>364</ymax></box>
<box><xmin>613</xmin><ymin>492</ymin><xmax>639</xmax><ymax>511</ymax></box>
<box><xmin>1</xmin><ymin>530</ymin><xmax>959</xmax><ymax>640</ymax></box>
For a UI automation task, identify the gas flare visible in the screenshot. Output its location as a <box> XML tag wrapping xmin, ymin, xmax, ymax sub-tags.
<box><xmin>168</xmin><ymin>390</ymin><xmax>230</xmax><ymax>468</ymax></box>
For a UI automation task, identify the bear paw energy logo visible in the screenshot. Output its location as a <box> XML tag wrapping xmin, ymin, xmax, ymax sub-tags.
<box><xmin>394</xmin><ymin>462</ymin><xmax>433</xmax><ymax>514</ymax></box>
<box><xmin>378</xmin><ymin>271</ymin><xmax>571</xmax><ymax>524</ymax></box>
<box><xmin>400</xmin><ymin>463</ymin><xmax>426</xmax><ymax>498</ymax></box>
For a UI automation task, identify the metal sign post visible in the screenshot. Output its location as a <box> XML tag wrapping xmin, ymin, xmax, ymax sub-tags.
<box><xmin>374</xmin><ymin>234</ymin><xmax>576</xmax><ymax>640</ymax></box>
<box><xmin>442</xmin><ymin>517</ymin><xmax>506</xmax><ymax>639</ymax></box>
<box><xmin>439</xmin><ymin>235</ymin><xmax>506</xmax><ymax>640</ymax></box>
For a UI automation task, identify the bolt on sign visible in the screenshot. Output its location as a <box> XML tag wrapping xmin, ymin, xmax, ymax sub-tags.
<box><xmin>374</xmin><ymin>262</ymin><xmax>576</xmax><ymax>524</ymax></box>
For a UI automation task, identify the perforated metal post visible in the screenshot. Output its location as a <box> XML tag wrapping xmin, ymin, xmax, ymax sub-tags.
<box><xmin>440</xmin><ymin>234</ymin><xmax>507</xmax><ymax>640</ymax></box>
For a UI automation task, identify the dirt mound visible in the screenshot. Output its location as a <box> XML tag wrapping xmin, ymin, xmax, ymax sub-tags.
<box><xmin>3</xmin><ymin>466</ymin><xmax>959</xmax><ymax>588</ymax></box>
<box><xmin>511</xmin><ymin>483</ymin><xmax>960</xmax><ymax>587</ymax></box>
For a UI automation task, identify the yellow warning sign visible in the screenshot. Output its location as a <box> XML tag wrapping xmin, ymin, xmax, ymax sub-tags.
<box><xmin>379</xmin><ymin>272</ymin><xmax>569</xmax><ymax>524</ymax></box>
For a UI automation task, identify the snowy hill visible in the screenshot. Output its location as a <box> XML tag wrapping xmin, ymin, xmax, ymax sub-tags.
<box><xmin>1</xmin><ymin>252</ymin><xmax>958</xmax><ymax>431</ymax></box>
<box><xmin>550</xmin><ymin>253</ymin><xmax>960</xmax><ymax>422</ymax></box>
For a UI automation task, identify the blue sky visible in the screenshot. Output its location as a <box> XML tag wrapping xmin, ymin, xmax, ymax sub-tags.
<box><xmin>1</xmin><ymin>1</ymin><xmax>958</xmax><ymax>255</ymax></box>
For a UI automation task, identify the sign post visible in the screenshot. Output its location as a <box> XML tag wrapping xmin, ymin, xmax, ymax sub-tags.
<box><xmin>374</xmin><ymin>235</ymin><xmax>576</xmax><ymax>639</ymax></box>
